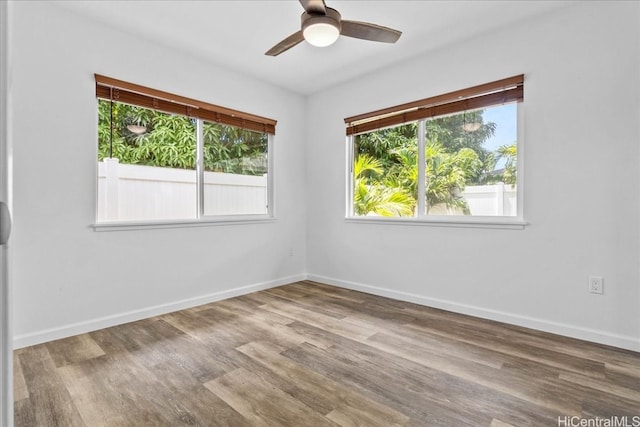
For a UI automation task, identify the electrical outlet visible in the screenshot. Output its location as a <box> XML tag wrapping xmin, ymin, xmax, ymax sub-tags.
<box><xmin>589</xmin><ymin>276</ymin><xmax>604</xmax><ymax>294</ymax></box>
<box><xmin>289</xmin><ymin>248</ymin><xmax>294</xmax><ymax>257</ymax></box>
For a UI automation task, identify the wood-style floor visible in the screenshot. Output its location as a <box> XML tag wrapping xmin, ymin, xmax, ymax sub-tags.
<box><xmin>14</xmin><ymin>281</ymin><xmax>640</xmax><ymax>426</ymax></box>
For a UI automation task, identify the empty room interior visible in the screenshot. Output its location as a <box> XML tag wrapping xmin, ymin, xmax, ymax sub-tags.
<box><xmin>1</xmin><ymin>0</ymin><xmax>640</xmax><ymax>426</ymax></box>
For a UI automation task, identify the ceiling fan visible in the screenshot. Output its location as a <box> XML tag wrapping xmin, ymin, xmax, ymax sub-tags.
<box><xmin>265</xmin><ymin>0</ymin><xmax>402</xmax><ymax>56</ymax></box>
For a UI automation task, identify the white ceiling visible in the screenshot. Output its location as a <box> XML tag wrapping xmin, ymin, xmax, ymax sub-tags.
<box><xmin>53</xmin><ymin>0</ymin><xmax>573</xmax><ymax>95</ymax></box>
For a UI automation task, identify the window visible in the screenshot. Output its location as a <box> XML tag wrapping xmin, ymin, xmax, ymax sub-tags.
<box><xmin>346</xmin><ymin>75</ymin><xmax>523</xmax><ymax>224</ymax></box>
<box><xmin>95</xmin><ymin>75</ymin><xmax>276</xmax><ymax>225</ymax></box>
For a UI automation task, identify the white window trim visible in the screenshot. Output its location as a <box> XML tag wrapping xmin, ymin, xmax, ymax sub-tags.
<box><xmin>94</xmin><ymin>122</ymin><xmax>275</xmax><ymax>231</ymax></box>
<box><xmin>346</xmin><ymin>104</ymin><xmax>526</xmax><ymax>229</ymax></box>
<box><xmin>93</xmin><ymin>215</ymin><xmax>276</xmax><ymax>232</ymax></box>
<box><xmin>345</xmin><ymin>216</ymin><xmax>527</xmax><ymax>230</ymax></box>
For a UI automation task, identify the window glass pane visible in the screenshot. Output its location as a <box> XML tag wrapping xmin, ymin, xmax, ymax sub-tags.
<box><xmin>202</xmin><ymin>122</ymin><xmax>268</xmax><ymax>216</ymax></box>
<box><xmin>425</xmin><ymin>103</ymin><xmax>517</xmax><ymax>216</ymax></box>
<box><xmin>97</xmin><ymin>100</ymin><xmax>197</xmax><ymax>221</ymax></box>
<box><xmin>352</xmin><ymin>123</ymin><xmax>418</xmax><ymax>217</ymax></box>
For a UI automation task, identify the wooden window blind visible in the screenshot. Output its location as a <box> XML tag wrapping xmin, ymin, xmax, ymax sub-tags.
<box><xmin>344</xmin><ymin>75</ymin><xmax>523</xmax><ymax>136</ymax></box>
<box><xmin>95</xmin><ymin>74</ymin><xmax>277</xmax><ymax>135</ymax></box>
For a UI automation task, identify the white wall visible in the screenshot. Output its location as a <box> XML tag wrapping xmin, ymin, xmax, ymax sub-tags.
<box><xmin>306</xmin><ymin>1</ymin><xmax>640</xmax><ymax>350</ymax></box>
<box><xmin>10</xmin><ymin>2</ymin><xmax>307</xmax><ymax>346</ymax></box>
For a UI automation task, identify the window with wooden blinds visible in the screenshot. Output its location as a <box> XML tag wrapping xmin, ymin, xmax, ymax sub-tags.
<box><xmin>345</xmin><ymin>75</ymin><xmax>523</xmax><ymax>136</ymax></box>
<box><xmin>95</xmin><ymin>74</ymin><xmax>277</xmax><ymax>135</ymax></box>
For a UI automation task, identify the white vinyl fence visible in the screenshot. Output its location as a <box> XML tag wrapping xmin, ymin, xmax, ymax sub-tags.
<box><xmin>462</xmin><ymin>183</ymin><xmax>517</xmax><ymax>216</ymax></box>
<box><xmin>98</xmin><ymin>159</ymin><xmax>514</xmax><ymax>221</ymax></box>
<box><xmin>98</xmin><ymin>159</ymin><xmax>267</xmax><ymax>221</ymax></box>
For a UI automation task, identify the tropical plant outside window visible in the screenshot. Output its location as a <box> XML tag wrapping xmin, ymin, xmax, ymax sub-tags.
<box><xmin>98</xmin><ymin>100</ymin><xmax>268</xmax><ymax>175</ymax></box>
<box><xmin>97</xmin><ymin>100</ymin><xmax>270</xmax><ymax>222</ymax></box>
<box><xmin>351</xmin><ymin>103</ymin><xmax>518</xmax><ymax>218</ymax></box>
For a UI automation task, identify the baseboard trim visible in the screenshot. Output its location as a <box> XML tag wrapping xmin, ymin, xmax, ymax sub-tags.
<box><xmin>306</xmin><ymin>274</ymin><xmax>640</xmax><ymax>352</ymax></box>
<box><xmin>13</xmin><ymin>274</ymin><xmax>306</xmax><ymax>349</ymax></box>
<box><xmin>15</xmin><ymin>273</ymin><xmax>640</xmax><ymax>352</ymax></box>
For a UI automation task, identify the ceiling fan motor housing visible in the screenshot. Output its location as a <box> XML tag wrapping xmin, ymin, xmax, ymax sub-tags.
<box><xmin>302</xmin><ymin>7</ymin><xmax>342</xmax><ymax>34</ymax></box>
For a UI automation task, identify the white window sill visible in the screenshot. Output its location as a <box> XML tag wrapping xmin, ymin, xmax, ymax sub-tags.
<box><xmin>345</xmin><ymin>216</ymin><xmax>527</xmax><ymax>230</ymax></box>
<box><xmin>93</xmin><ymin>215</ymin><xmax>275</xmax><ymax>232</ymax></box>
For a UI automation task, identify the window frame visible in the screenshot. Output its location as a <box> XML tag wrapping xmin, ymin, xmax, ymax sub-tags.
<box><xmin>346</xmin><ymin>93</ymin><xmax>526</xmax><ymax>230</ymax></box>
<box><xmin>93</xmin><ymin>76</ymin><xmax>276</xmax><ymax>231</ymax></box>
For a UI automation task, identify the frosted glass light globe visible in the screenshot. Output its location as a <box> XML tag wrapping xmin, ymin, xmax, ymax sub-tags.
<box><xmin>303</xmin><ymin>23</ymin><xmax>340</xmax><ymax>47</ymax></box>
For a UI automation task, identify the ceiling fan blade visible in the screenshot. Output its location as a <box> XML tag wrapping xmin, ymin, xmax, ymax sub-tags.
<box><xmin>341</xmin><ymin>20</ymin><xmax>402</xmax><ymax>43</ymax></box>
<box><xmin>299</xmin><ymin>0</ymin><xmax>326</xmax><ymax>15</ymax></box>
<box><xmin>265</xmin><ymin>31</ymin><xmax>305</xmax><ymax>56</ymax></box>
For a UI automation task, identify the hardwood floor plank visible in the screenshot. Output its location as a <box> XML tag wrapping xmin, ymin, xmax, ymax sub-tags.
<box><xmin>371</xmin><ymin>327</ymin><xmax>507</xmax><ymax>370</ymax></box>
<box><xmin>56</xmin><ymin>354</ymin><xmax>164</xmax><ymax>426</ymax></box>
<box><xmin>260</xmin><ymin>299</ymin><xmax>377</xmax><ymax>342</ymax></box>
<box><xmin>13</xmin><ymin>349</ymin><xmax>29</xmax><ymax>401</ymax></box>
<box><xmin>261</xmin><ymin>288</ymin><xmax>348</xmax><ymax>320</ymax></box>
<box><xmin>325</xmin><ymin>406</ymin><xmax>405</xmax><ymax>427</ymax></box>
<box><xmin>237</xmin><ymin>340</ymin><xmax>411</xmax><ymax>426</ymax></box>
<box><xmin>603</xmin><ymin>368</ymin><xmax>640</xmax><ymax>393</ymax></box>
<box><xmin>404</xmin><ymin>317</ymin><xmax>607</xmax><ymax>378</ymax></box>
<box><xmin>44</xmin><ymin>334</ymin><xmax>105</xmax><ymax>368</ymax></box>
<box><xmin>605</xmin><ymin>361</ymin><xmax>640</xmax><ymax>379</ymax></box>
<box><xmin>205</xmin><ymin>367</ymin><xmax>339</xmax><ymax>427</ymax></box>
<box><xmin>285</xmin><ymin>323</ymin><xmax>565</xmax><ymax>426</ymax></box>
<box><xmin>14</xmin><ymin>398</ymin><xmax>36</xmax><ymax>427</ymax></box>
<box><xmin>170</xmin><ymin>384</ymin><xmax>251</xmax><ymax>427</ymax></box>
<box><xmin>160</xmin><ymin>309</ymin><xmax>254</xmax><ymax>373</ymax></box>
<box><xmin>558</xmin><ymin>371</ymin><xmax>640</xmax><ymax>402</ymax></box>
<box><xmin>292</xmin><ymin>315</ymin><xmax>584</xmax><ymax>421</ymax></box>
<box><xmin>580</xmin><ymin>394</ymin><xmax>640</xmax><ymax>418</ymax></box>
<box><xmin>265</xmin><ymin>284</ymin><xmax>321</xmax><ymax>301</ymax></box>
<box><xmin>14</xmin><ymin>282</ymin><xmax>640</xmax><ymax>426</ymax></box>
<box><xmin>214</xmin><ymin>297</ymin><xmax>293</xmax><ymax>326</ymax></box>
<box><xmin>362</xmin><ymin>330</ymin><xmax>583</xmax><ymax>417</ymax></box>
<box><xmin>281</xmin><ymin>341</ymin><xmax>487</xmax><ymax>426</ymax></box>
<box><xmin>301</xmin><ymin>281</ymin><xmax>385</xmax><ymax>305</ymax></box>
<box><xmin>297</xmin><ymin>291</ymin><xmax>418</xmax><ymax>325</ymax></box>
<box><xmin>210</xmin><ymin>298</ymin><xmax>336</xmax><ymax>349</ymax></box>
<box><xmin>57</xmin><ymin>350</ymin><xmax>215</xmax><ymax>426</ymax></box>
<box><xmin>16</xmin><ymin>345</ymin><xmax>85</xmax><ymax>427</ymax></box>
<box><xmin>400</xmin><ymin>302</ymin><xmax>637</xmax><ymax>370</ymax></box>
<box><xmin>490</xmin><ymin>419</ymin><xmax>516</xmax><ymax>427</ymax></box>
<box><xmin>499</xmin><ymin>358</ymin><xmax>564</xmax><ymax>380</ymax></box>
<box><xmin>63</xmin><ymin>325</ymin><xmax>242</xmax><ymax>426</ymax></box>
<box><xmin>115</xmin><ymin>318</ymin><xmax>228</xmax><ymax>384</ymax></box>
<box><xmin>290</xmin><ymin>281</ymin><xmax>369</xmax><ymax>304</ymax></box>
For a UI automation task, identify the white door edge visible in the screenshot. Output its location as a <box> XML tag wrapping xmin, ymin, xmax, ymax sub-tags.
<box><xmin>0</xmin><ymin>0</ymin><xmax>14</xmax><ymax>425</ymax></box>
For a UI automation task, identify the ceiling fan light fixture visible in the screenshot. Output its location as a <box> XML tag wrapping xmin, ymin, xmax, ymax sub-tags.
<box><xmin>265</xmin><ymin>1</ymin><xmax>402</xmax><ymax>56</ymax></box>
<box><xmin>303</xmin><ymin>22</ymin><xmax>340</xmax><ymax>47</ymax></box>
<box><xmin>301</xmin><ymin>7</ymin><xmax>341</xmax><ymax>47</ymax></box>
